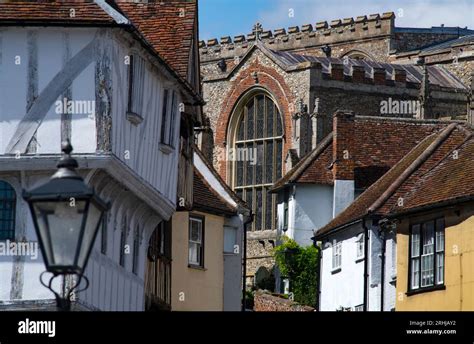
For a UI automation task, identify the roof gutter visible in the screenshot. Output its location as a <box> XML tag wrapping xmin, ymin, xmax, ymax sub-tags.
<box><xmin>387</xmin><ymin>195</ymin><xmax>474</xmax><ymax>219</ymax></box>
<box><xmin>313</xmin><ymin>218</ymin><xmax>363</xmax><ymax>240</ymax></box>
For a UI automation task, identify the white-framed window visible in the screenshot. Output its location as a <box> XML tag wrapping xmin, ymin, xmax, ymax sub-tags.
<box><xmin>188</xmin><ymin>216</ymin><xmax>204</xmax><ymax>267</ymax></box>
<box><xmin>409</xmin><ymin>218</ymin><xmax>445</xmax><ymax>291</ymax></box>
<box><xmin>332</xmin><ymin>241</ymin><xmax>342</xmax><ymax>270</ymax></box>
<box><xmin>160</xmin><ymin>89</ymin><xmax>178</xmax><ymax>146</ymax></box>
<box><xmin>356</xmin><ymin>233</ymin><xmax>364</xmax><ymax>260</ymax></box>
<box><xmin>224</xmin><ymin>226</ymin><xmax>237</xmax><ymax>254</ymax></box>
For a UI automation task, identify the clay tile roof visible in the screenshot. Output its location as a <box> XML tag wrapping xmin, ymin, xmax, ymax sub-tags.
<box><xmin>193</xmin><ymin>168</ymin><xmax>237</xmax><ymax>216</ymax></box>
<box><xmin>194</xmin><ymin>147</ymin><xmax>249</xmax><ymax>212</ymax></box>
<box><xmin>272</xmin><ymin>116</ymin><xmax>448</xmax><ymax>192</ymax></box>
<box><xmin>271</xmin><ymin>133</ymin><xmax>333</xmax><ymax>192</ymax></box>
<box><xmin>387</xmin><ymin>127</ymin><xmax>474</xmax><ymax>213</ymax></box>
<box><xmin>316</xmin><ymin>123</ymin><xmax>474</xmax><ymax>238</ymax></box>
<box><xmin>315</xmin><ymin>132</ymin><xmax>441</xmax><ymax>238</ymax></box>
<box><xmin>0</xmin><ymin>1</ymin><xmax>114</xmax><ymax>24</ymax></box>
<box><xmin>118</xmin><ymin>1</ymin><xmax>197</xmax><ymax>80</ymax></box>
<box><xmin>0</xmin><ymin>1</ymin><xmax>201</xmax><ymax>101</ymax></box>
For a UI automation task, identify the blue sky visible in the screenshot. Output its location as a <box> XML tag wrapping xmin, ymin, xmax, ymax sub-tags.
<box><xmin>199</xmin><ymin>0</ymin><xmax>474</xmax><ymax>41</ymax></box>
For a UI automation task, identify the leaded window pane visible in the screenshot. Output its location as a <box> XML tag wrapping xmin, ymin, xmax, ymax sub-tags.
<box><xmin>256</xmin><ymin>143</ymin><xmax>264</xmax><ymax>184</ymax></box>
<box><xmin>236</xmin><ymin>190</ymin><xmax>243</xmax><ymax>201</ymax></box>
<box><xmin>276</xmin><ymin>140</ymin><xmax>282</xmax><ymax>180</ymax></box>
<box><xmin>246</xmin><ymin>143</ymin><xmax>254</xmax><ymax>185</ymax></box>
<box><xmin>266</xmin><ymin>98</ymin><xmax>274</xmax><ymax>137</ymax></box>
<box><xmin>256</xmin><ymin>95</ymin><xmax>265</xmax><ymax>139</ymax></box>
<box><xmin>245</xmin><ymin>189</ymin><xmax>253</xmax><ymax>213</ymax></box>
<box><xmin>265</xmin><ymin>141</ymin><xmax>274</xmax><ymax>183</ymax></box>
<box><xmin>246</xmin><ymin>99</ymin><xmax>254</xmax><ymax>140</ymax></box>
<box><xmin>255</xmin><ymin>188</ymin><xmax>262</xmax><ymax>231</ymax></box>
<box><xmin>276</xmin><ymin>110</ymin><xmax>283</xmax><ymax>136</ymax></box>
<box><xmin>232</xmin><ymin>95</ymin><xmax>283</xmax><ymax>231</ymax></box>
<box><xmin>237</xmin><ymin>115</ymin><xmax>245</xmax><ymax>141</ymax></box>
<box><xmin>265</xmin><ymin>189</ymin><xmax>273</xmax><ymax>230</ymax></box>
<box><xmin>236</xmin><ymin>143</ymin><xmax>244</xmax><ymax>187</ymax></box>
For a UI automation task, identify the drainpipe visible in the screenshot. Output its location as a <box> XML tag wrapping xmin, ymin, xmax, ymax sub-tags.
<box><xmin>378</xmin><ymin>218</ymin><xmax>397</xmax><ymax>311</ymax></box>
<box><xmin>241</xmin><ymin>213</ymin><xmax>254</xmax><ymax>312</ymax></box>
<box><xmin>310</xmin><ymin>235</ymin><xmax>322</xmax><ymax>310</ymax></box>
<box><xmin>362</xmin><ymin>218</ymin><xmax>369</xmax><ymax>312</ymax></box>
<box><xmin>316</xmin><ymin>238</ymin><xmax>322</xmax><ymax>311</ymax></box>
<box><xmin>380</xmin><ymin>228</ymin><xmax>386</xmax><ymax>312</ymax></box>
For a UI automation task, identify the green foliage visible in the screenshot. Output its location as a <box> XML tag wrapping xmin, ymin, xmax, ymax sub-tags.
<box><xmin>255</xmin><ymin>269</ymin><xmax>276</xmax><ymax>292</ymax></box>
<box><xmin>273</xmin><ymin>236</ymin><xmax>319</xmax><ymax>307</ymax></box>
<box><xmin>244</xmin><ymin>289</ymin><xmax>254</xmax><ymax>310</ymax></box>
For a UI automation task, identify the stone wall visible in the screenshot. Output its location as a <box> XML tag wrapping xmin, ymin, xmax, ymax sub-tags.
<box><xmin>246</xmin><ymin>230</ymin><xmax>277</xmax><ymax>284</ymax></box>
<box><xmin>393</xmin><ymin>32</ymin><xmax>460</xmax><ymax>53</ymax></box>
<box><xmin>201</xmin><ymin>49</ymin><xmax>310</xmax><ymax>179</ymax></box>
<box><xmin>200</xmin><ymin>13</ymin><xmax>395</xmax><ymax>64</ymax></box>
<box><xmin>253</xmin><ymin>290</ymin><xmax>315</xmax><ymax>311</ymax></box>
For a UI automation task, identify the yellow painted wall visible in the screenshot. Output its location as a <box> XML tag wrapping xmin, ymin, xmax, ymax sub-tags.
<box><xmin>396</xmin><ymin>206</ymin><xmax>474</xmax><ymax>311</ymax></box>
<box><xmin>171</xmin><ymin>211</ymin><xmax>224</xmax><ymax>311</ymax></box>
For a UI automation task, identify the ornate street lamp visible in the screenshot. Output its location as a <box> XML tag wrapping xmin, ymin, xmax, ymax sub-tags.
<box><xmin>23</xmin><ymin>141</ymin><xmax>108</xmax><ymax>311</ymax></box>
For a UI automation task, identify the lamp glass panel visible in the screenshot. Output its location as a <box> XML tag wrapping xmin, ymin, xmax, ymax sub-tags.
<box><xmin>33</xmin><ymin>200</ymin><xmax>86</xmax><ymax>268</ymax></box>
<box><xmin>77</xmin><ymin>201</ymin><xmax>104</xmax><ymax>270</ymax></box>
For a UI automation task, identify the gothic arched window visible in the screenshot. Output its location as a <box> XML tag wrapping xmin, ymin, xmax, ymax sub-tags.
<box><xmin>0</xmin><ymin>181</ymin><xmax>16</xmax><ymax>240</ymax></box>
<box><xmin>232</xmin><ymin>94</ymin><xmax>283</xmax><ymax>231</ymax></box>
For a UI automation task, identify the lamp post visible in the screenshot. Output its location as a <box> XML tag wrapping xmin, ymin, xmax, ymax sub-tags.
<box><xmin>23</xmin><ymin>140</ymin><xmax>108</xmax><ymax>311</ymax></box>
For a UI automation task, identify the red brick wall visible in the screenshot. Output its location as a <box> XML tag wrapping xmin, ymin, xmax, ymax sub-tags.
<box><xmin>332</xmin><ymin>111</ymin><xmax>355</xmax><ymax>180</ymax></box>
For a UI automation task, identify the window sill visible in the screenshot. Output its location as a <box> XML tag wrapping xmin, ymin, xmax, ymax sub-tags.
<box><xmin>355</xmin><ymin>256</ymin><xmax>364</xmax><ymax>263</ymax></box>
<box><xmin>406</xmin><ymin>284</ymin><xmax>445</xmax><ymax>296</ymax></box>
<box><xmin>126</xmin><ymin>111</ymin><xmax>143</xmax><ymax>126</ymax></box>
<box><xmin>159</xmin><ymin>143</ymin><xmax>175</xmax><ymax>155</ymax></box>
<box><xmin>188</xmin><ymin>264</ymin><xmax>207</xmax><ymax>271</ymax></box>
<box><xmin>331</xmin><ymin>267</ymin><xmax>341</xmax><ymax>274</ymax></box>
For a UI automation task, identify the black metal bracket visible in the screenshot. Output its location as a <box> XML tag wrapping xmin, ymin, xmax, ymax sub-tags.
<box><xmin>40</xmin><ymin>271</ymin><xmax>89</xmax><ymax>311</ymax></box>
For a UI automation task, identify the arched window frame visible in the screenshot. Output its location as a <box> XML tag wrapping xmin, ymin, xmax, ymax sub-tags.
<box><xmin>341</xmin><ymin>49</ymin><xmax>374</xmax><ymax>61</ymax></box>
<box><xmin>227</xmin><ymin>88</ymin><xmax>285</xmax><ymax>231</ymax></box>
<box><xmin>0</xmin><ymin>181</ymin><xmax>16</xmax><ymax>241</ymax></box>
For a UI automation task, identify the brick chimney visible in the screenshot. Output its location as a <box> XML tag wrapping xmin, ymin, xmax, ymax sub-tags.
<box><xmin>332</xmin><ymin>110</ymin><xmax>355</xmax><ymax>217</ymax></box>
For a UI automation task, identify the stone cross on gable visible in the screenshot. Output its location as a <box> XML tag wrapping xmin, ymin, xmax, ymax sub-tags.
<box><xmin>253</xmin><ymin>22</ymin><xmax>263</xmax><ymax>40</ymax></box>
